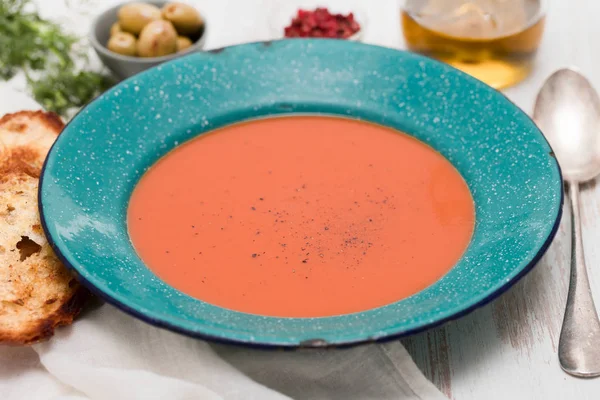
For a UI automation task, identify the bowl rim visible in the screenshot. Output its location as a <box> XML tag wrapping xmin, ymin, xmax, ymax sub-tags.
<box><xmin>89</xmin><ymin>0</ymin><xmax>207</xmax><ymax>64</ymax></box>
<box><xmin>39</xmin><ymin>39</ymin><xmax>564</xmax><ymax>349</ymax></box>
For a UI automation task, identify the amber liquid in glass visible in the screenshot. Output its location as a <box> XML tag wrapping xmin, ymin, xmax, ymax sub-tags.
<box><xmin>401</xmin><ymin>0</ymin><xmax>545</xmax><ymax>89</ymax></box>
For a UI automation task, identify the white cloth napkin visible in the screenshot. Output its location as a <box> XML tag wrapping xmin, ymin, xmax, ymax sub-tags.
<box><xmin>1</xmin><ymin>1</ymin><xmax>446</xmax><ymax>399</ymax></box>
<box><xmin>1</xmin><ymin>300</ymin><xmax>447</xmax><ymax>400</ymax></box>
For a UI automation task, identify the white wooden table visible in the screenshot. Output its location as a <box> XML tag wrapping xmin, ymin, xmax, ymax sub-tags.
<box><xmin>400</xmin><ymin>0</ymin><xmax>600</xmax><ymax>398</ymax></box>
<box><xmin>17</xmin><ymin>0</ymin><xmax>600</xmax><ymax>398</ymax></box>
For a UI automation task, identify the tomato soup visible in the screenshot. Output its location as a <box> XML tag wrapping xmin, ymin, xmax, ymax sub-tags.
<box><xmin>128</xmin><ymin>116</ymin><xmax>475</xmax><ymax>317</ymax></box>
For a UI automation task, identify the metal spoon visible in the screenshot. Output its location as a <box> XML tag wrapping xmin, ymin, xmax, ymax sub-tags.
<box><xmin>533</xmin><ymin>68</ymin><xmax>600</xmax><ymax>377</ymax></box>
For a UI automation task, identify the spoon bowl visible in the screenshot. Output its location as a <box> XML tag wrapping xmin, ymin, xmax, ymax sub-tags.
<box><xmin>534</xmin><ymin>68</ymin><xmax>600</xmax><ymax>182</ymax></box>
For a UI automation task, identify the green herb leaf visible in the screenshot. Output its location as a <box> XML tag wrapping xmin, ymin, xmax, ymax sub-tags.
<box><xmin>0</xmin><ymin>0</ymin><xmax>113</xmax><ymax>115</ymax></box>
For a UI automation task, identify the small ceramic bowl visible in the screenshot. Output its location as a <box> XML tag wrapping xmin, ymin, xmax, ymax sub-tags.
<box><xmin>268</xmin><ymin>0</ymin><xmax>366</xmax><ymax>42</ymax></box>
<box><xmin>40</xmin><ymin>40</ymin><xmax>562</xmax><ymax>348</ymax></box>
<box><xmin>89</xmin><ymin>0</ymin><xmax>207</xmax><ymax>80</ymax></box>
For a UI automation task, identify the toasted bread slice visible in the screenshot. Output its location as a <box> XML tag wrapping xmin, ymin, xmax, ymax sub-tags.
<box><xmin>0</xmin><ymin>111</ymin><xmax>87</xmax><ymax>345</ymax></box>
<box><xmin>0</xmin><ymin>111</ymin><xmax>63</xmax><ymax>177</ymax></box>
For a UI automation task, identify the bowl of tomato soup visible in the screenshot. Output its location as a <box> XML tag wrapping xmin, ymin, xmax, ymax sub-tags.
<box><xmin>40</xmin><ymin>40</ymin><xmax>562</xmax><ymax>347</ymax></box>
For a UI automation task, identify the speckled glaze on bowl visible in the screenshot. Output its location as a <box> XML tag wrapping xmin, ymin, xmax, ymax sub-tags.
<box><xmin>39</xmin><ymin>40</ymin><xmax>562</xmax><ymax>348</ymax></box>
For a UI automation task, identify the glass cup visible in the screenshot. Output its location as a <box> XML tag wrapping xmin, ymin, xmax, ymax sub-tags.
<box><xmin>401</xmin><ymin>0</ymin><xmax>546</xmax><ymax>89</ymax></box>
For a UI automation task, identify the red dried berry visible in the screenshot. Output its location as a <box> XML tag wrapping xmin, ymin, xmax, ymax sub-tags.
<box><xmin>283</xmin><ymin>7</ymin><xmax>361</xmax><ymax>39</ymax></box>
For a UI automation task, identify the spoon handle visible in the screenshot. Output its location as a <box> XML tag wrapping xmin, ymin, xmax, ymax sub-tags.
<box><xmin>559</xmin><ymin>182</ymin><xmax>600</xmax><ymax>377</ymax></box>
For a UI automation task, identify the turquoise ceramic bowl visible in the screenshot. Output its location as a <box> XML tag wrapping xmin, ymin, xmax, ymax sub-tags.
<box><xmin>40</xmin><ymin>40</ymin><xmax>562</xmax><ymax>348</ymax></box>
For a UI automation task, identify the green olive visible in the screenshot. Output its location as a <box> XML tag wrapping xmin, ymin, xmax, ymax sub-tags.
<box><xmin>136</xmin><ymin>20</ymin><xmax>177</xmax><ymax>57</ymax></box>
<box><xmin>161</xmin><ymin>2</ymin><xmax>203</xmax><ymax>36</ymax></box>
<box><xmin>118</xmin><ymin>2</ymin><xmax>161</xmax><ymax>35</ymax></box>
<box><xmin>176</xmin><ymin>35</ymin><xmax>193</xmax><ymax>52</ymax></box>
<box><xmin>107</xmin><ymin>32</ymin><xmax>137</xmax><ymax>56</ymax></box>
<box><xmin>110</xmin><ymin>22</ymin><xmax>122</xmax><ymax>36</ymax></box>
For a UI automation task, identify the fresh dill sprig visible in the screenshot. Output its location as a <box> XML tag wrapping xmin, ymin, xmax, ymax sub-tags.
<box><xmin>0</xmin><ymin>0</ymin><xmax>113</xmax><ymax>115</ymax></box>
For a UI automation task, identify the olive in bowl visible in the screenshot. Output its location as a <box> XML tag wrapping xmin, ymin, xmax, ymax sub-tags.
<box><xmin>90</xmin><ymin>1</ymin><xmax>207</xmax><ymax>80</ymax></box>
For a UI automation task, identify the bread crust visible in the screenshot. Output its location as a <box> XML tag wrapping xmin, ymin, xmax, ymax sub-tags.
<box><xmin>0</xmin><ymin>110</ymin><xmax>64</xmax><ymax>132</ymax></box>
